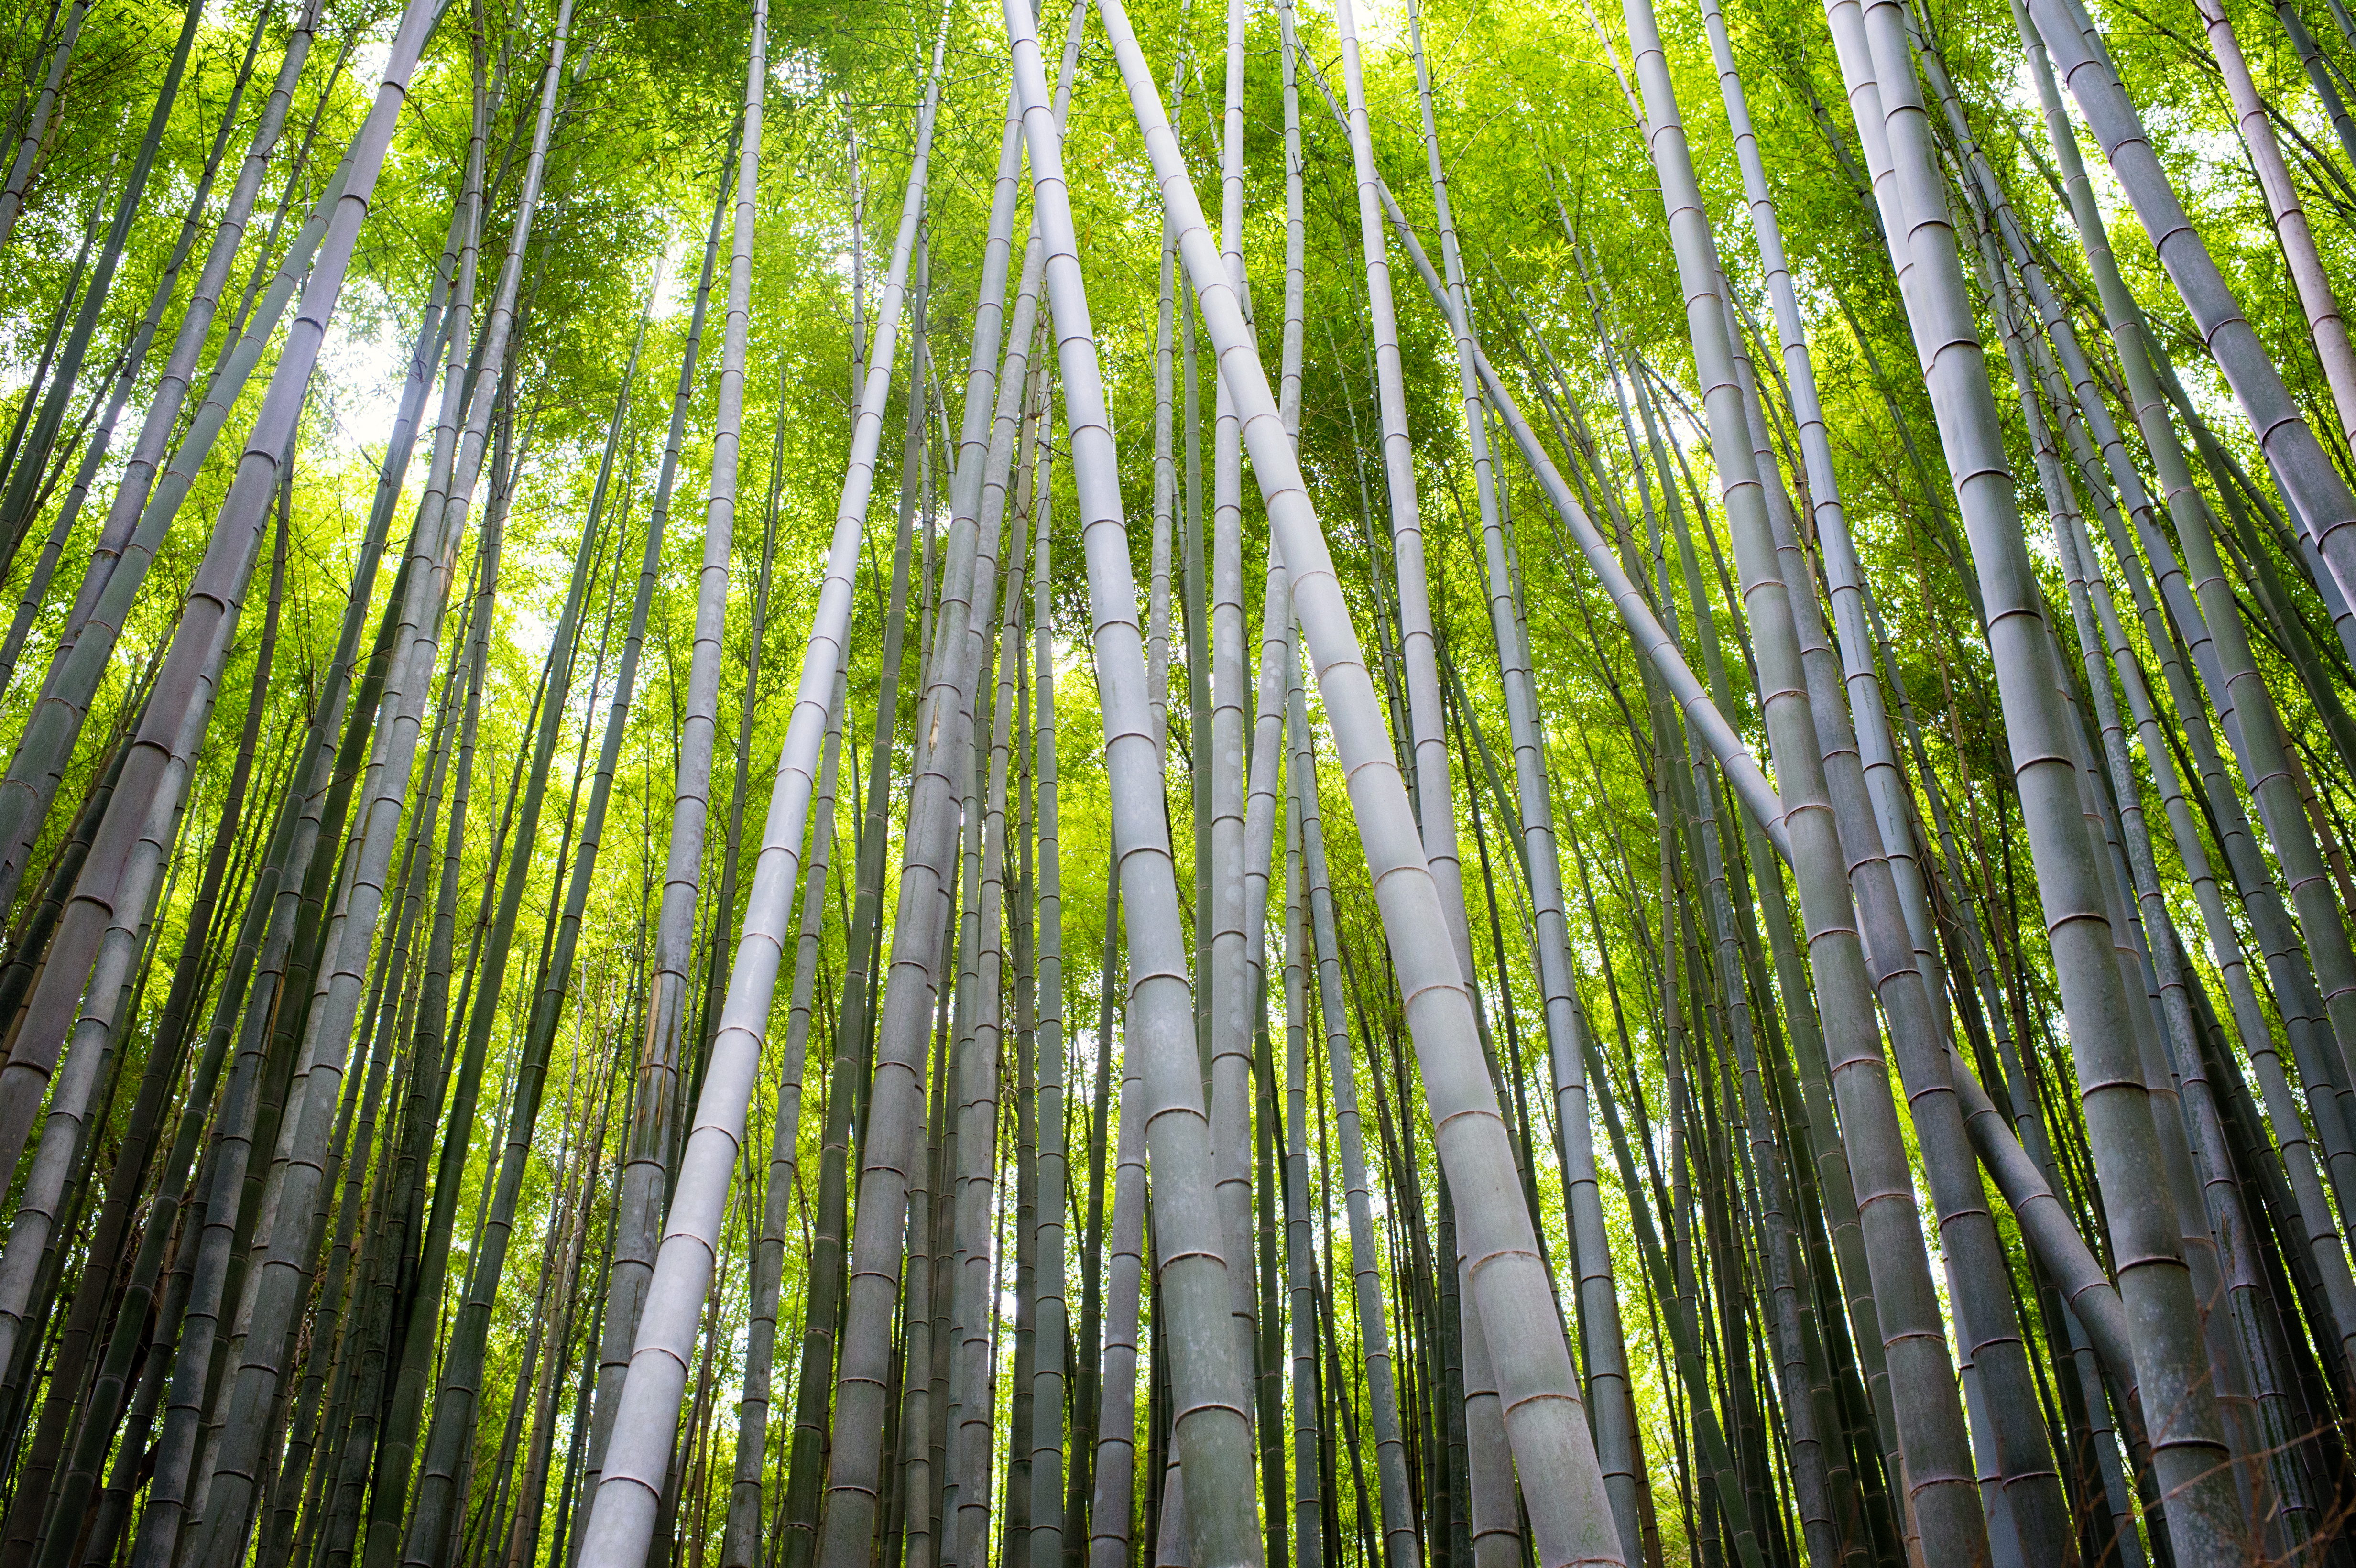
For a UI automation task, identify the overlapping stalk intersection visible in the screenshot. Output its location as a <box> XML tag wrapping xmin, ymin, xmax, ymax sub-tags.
<box><xmin>0</xmin><ymin>0</ymin><xmax>2353</xmax><ymax>1564</ymax></box>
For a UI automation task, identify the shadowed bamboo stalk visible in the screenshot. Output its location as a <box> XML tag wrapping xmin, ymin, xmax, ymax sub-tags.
<box><xmin>0</xmin><ymin>0</ymin><xmax>87</xmax><ymax>252</ymax></box>
<box><xmin>1026</xmin><ymin>446</ymin><xmax>1068</xmax><ymax>1568</ymax></box>
<box><xmin>1816</xmin><ymin>0</ymin><xmax>2248</xmax><ymax>1554</ymax></box>
<box><xmin>188</xmin><ymin>10</ymin><xmax>570</xmax><ymax>1560</ymax></box>
<box><xmin>596</xmin><ymin>0</ymin><xmax>775</xmax><ymax>1427</ymax></box>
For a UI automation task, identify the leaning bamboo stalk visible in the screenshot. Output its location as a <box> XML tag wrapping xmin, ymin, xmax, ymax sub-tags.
<box><xmin>11</xmin><ymin>0</ymin><xmax>312</xmax><ymax>623</ymax></box>
<box><xmin>576</xmin><ymin>127</ymin><xmax>736</xmax><ymax>1509</ymax></box>
<box><xmin>314</xmin><ymin>534</ymin><xmax>492</xmax><ymax>1568</ymax></box>
<box><xmin>10</xmin><ymin>511</ymin><xmax>287</xmax><ymax>1555</ymax></box>
<box><xmin>777</xmin><ymin>359</ymin><xmax>931</xmax><ymax>1568</ymax></box>
<box><xmin>1694</xmin><ymin>0</ymin><xmax>1953</xmax><ymax>1095</ymax></box>
<box><xmin>266</xmin><ymin>417</ymin><xmax>472</xmax><ymax>1568</ymax></box>
<box><xmin>775</xmin><ymin>221</ymin><xmax>938</xmax><ymax>1562</ymax></box>
<box><xmin>1026</xmin><ymin>457</ymin><xmax>1069</xmax><ymax>1568</ymax></box>
<box><xmin>358</xmin><ymin>298</ymin><xmax>529</xmax><ymax>1568</ymax></box>
<box><xmin>1961</xmin><ymin>209</ymin><xmax>2297</xmax><ymax>1504</ymax></box>
<box><xmin>2024</xmin><ymin>0</ymin><xmax>2356</xmax><ymax>644</ymax></box>
<box><xmin>0</xmin><ymin>249</ymin><xmax>382</xmax><ymax>1172</ymax></box>
<box><xmin>1002</xmin><ymin>7</ymin><xmax>1264</xmax><ymax>1565</ymax></box>
<box><xmin>0</xmin><ymin>0</ymin><xmax>86</xmax><ymax>252</ymax></box>
<box><xmin>2011</xmin><ymin>20</ymin><xmax>2356</xmax><ymax>1155</ymax></box>
<box><xmin>1742</xmin><ymin>315</ymin><xmax>2076</xmax><ymax>1563</ymax></box>
<box><xmin>1822</xmin><ymin>0</ymin><xmax>2248</xmax><ymax>1554</ymax></box>
<box><xmin>0</xmin><ymin>605</ymin><xmax>244</xmax><ymax>1558</ymax></box>
<box><xmin>571</xmin><ymin>15</ymin><xmax>947</xmax><ymax>1562</ymax></box>
<box><xmin>1097</xmin><ymin>6</ymin><xmax>1623</xmax><ymax>1559</ymax></box>
<box><xmin>0</xmin><ymin>0</ymin><xmax>445</xmax><ymax>1334</ymax></box>
<box><xmin>2038</xmin><ymin>443</ymin><xmax>2326</xmax><ymax>1520</ymax></box>
<box><xmin>813</xmin><ymin>29</ymin><xmax>1086</xmax><ymax>1557</ymax></box>
<box><xmin>598</xmin><ymin>0</ymin><xmax>774</xmax><ymax>1424</ymax></box>
<box><xmin>2064</xmin><ymin>480</ymin><xmax>2356</xmax><ymax>1374</ymax></box>
<box><xmin>1689</xmin><ymin>225</ymin><xmax>2087</xmax><ymax>1556</ymax></box>
<box><xmin>123</xmin><ymin>332</ymin><xmax>443</xmax><ymax>1568</ymax></box>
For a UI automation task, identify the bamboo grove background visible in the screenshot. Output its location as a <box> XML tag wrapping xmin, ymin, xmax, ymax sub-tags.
<box><xmin>0</xmin><ymin>0</ymin><xmax>2352</xmax><ymax>1560</ymax></box>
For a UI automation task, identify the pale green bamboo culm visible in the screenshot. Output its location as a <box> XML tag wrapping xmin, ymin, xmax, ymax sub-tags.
<box><xmin>572</xmin><ymin>10</ymin><xmax>943</xmax><ymax>1562</ymax></box>
<box><xmin>1101</xmin><ymin>1</ymin><xmax>1625</xmax><ymax>1557</ymax></box>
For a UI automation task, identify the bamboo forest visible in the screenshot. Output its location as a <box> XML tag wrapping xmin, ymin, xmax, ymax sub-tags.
<box><xmin>11</xmin><ymin>0</ymin><xmax>2356</xmax><ymax>1554</ymax></box>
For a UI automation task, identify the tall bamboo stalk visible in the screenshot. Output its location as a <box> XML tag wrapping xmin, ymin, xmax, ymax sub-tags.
<box><xmin>1100</xmin><ymin>6</ymin><xmax>1625</xmax><ymax>1558</ymax></box>
<box><xmin>572</xmin><ymin>13</ymin><xmax>950</xmax><ymax>1562</ymax></box>
<box><xmin>1818</xmin><ymin>0</ymin><xmax>2249</xmax><ymax>1554</ymax></box>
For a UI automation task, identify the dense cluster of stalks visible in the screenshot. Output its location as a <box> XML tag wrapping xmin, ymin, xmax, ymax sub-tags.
<box><xmin>0</xmin><ymin>0</ymin><xmax>2353</xmax><ymax>1563</ymax></box>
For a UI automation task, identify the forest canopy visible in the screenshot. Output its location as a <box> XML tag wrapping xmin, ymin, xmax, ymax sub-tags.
<box><xmin>0</xmin><ymin>0</ymin><xmax>2349</xmax><ymax>1563</ymax></box>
